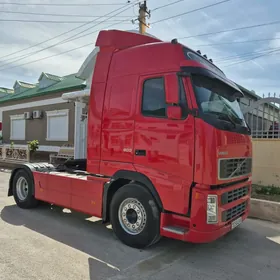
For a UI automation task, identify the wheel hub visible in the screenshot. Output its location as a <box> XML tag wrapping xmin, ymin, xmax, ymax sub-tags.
<box><xmin>126</xmin><ymin>208</ymin><xmax>138</xmax><ymax>224</ymax></box>
<box><xmin>118</xmin><ymin>198</ymin><xmax>147</xmax><ymax>235</ymax></box>
<box><xmin>16</xmin><ymin>177</ymin><xmax>29</xmax><ymax>201</ymax></box>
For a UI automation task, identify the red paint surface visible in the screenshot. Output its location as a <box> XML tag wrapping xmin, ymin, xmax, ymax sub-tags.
<box><xmin>32</xmin><ymin>30</ymin><xmax>252</xmax><ymax>243</ymax></box>
<box><xmin>33</xmin><ymin>172</ymin><xmax>106</xmax><ymax>217</ymax></box>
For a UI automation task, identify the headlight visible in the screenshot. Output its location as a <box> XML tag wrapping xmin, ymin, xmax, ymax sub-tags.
<box><xmin>207</xmin><ymin>195</ymin><xmax>218</xmax><ymax>224</ymax></box>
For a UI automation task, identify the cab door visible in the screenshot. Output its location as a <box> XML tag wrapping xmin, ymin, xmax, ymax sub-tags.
<box><xmin>133</xmin><ymin>73</ymin><xmax>195</xmax><ymax>215</ymax></box>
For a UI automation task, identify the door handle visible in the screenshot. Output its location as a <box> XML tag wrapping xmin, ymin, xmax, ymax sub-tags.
<box><xmin>135</xmin><ymin>150</ymin><xmax>146</xmax><ymax>156</ymax></box>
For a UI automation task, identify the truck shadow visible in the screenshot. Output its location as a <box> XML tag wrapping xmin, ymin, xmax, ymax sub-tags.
<box><xmin>1</xmin><ymin>204</ymin><xmax>280</xmax><ymax>280</ymax></box>
<box><xmin>0</xmin><ymin>203</ymin><xmax>182</xmax><ymax>279</ymax></box>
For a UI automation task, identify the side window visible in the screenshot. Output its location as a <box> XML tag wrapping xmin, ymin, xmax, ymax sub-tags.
<box><xmin>141</xmin><ymin>76</ymin><xmax>188</xmax><ymax>119</ymax></box>
<box><xmin>142</xmin><ymin>78</ymin><xmax>166</xmax><ymax>118</ymax></box>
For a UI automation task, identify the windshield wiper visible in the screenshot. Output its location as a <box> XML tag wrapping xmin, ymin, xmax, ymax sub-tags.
<box><xmin>216</xmin><ymin>113</ymin><xmax>236</xmax><ymax>128</ymax></box>
<box><xmin>206</xmin><ymin>111</ymin><xmax>237</xmax><ymax>127</ymax></box>
<box><xmin>218</xmin><ymin>114</ymin><xmax>251</xmax><ymax>134</ymax></box>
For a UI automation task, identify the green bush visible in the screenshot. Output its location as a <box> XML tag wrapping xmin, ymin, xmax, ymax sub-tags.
<box><xmin>27</xmin><ymin>140</ymin><xmax>39</xmax><ymax>152</ymax></box>
<box><xmin>254</xmin><ymin>185</ymin><xmax>280</xmax><ymax>196</ymax></box>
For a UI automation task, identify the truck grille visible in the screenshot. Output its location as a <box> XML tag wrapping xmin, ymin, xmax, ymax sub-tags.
<box><xmin>219</xmin><ymin>158</ymin><xmax>252</xmax><ymax>180</ymax></box>
<box><xmin>221</xmin><ymin>186</ymin><xmax>249</xmax><ymax>205</ymax></box>
<box><xmin>222</xmin><ymin>201</ymin><xmax>247</xmax><ymax>222</ymax></box>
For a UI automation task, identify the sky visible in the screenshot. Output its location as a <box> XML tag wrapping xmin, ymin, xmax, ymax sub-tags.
<box><xmin>0</xmin><ymin>0</ymin><xmax>280</xmax><ymax>97</ymax></box>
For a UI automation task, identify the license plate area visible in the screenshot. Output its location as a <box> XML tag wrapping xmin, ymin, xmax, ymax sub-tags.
<box><xmin>231</xmin><ymin>216</ymin><xmax>242</xmax><ymax>230</ymax></box>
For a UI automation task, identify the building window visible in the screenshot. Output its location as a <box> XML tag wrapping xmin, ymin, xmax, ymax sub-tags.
<box><xmin>46</xmin><ymin>109</ymin><xmax>69</xmax><ymax>141</ymax></box>
<box><xmin>10</xmin><ymin>114</ymin><xmax>26</xmax><ymax>140</ymax></box>
<box><xmin>142</xmin><ymin>77</ymin><xmax>166</xmax><ymax>117</ymax></box>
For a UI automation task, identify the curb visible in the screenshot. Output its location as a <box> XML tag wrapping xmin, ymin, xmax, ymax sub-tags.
<box><xmin>0</xmin><ymin>168</ymin><xmax>11</xmax><ymax>173</ymax></box>
<box><xmin>0</xmin><ymin>161</ymin><xmax>22</xmax><ymax>171</ymax></box>
<box><xmin>249</xmin><ymin>198</ymin><xmax>280</xmax><ymax>223</ymax></box>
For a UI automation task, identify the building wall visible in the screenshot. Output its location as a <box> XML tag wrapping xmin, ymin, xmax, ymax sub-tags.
<box><xmin>0</xmin><ymin>92</ymin><xmax>64</xmax><ymax>122</ymax></box>
<box><xmin>2</xmin><ymin>102</ymin><xmax>75</xmax><ymax>146</ymax></box>
<box><xmin>252</xmin><ymin>139</ymin><xmax>280</xmax><ymax>187</ymax></box>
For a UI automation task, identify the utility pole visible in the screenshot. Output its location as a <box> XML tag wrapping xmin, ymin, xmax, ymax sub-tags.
<box><xmin>138</xmin><ymin>1</ymin><xmax>150</xmax><ymax>34</ymax></box>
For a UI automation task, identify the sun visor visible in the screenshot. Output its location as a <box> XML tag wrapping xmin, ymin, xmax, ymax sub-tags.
<box><xmin>180</xmin><ymin>65</ymin><xmax>244</xmax><ymax>98</ymax></box>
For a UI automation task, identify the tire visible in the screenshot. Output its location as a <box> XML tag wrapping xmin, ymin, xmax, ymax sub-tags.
<box><xmin>12</xmin><ymin>169</ymin><xmax>39</xmax><ymax>209</ymax></box>
<box><xmin>110</xmin><ymin>183</ymin><xmax>161</xmax><ymax>249</ymax></box>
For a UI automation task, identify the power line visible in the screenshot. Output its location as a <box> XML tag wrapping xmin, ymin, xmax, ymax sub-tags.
<box><xmin>0</xmin><ymin>20</ymin><xmax>127</xmax><ymax>72</ymax></box>
<box><xmin>0</xmin><ymin>1</ymin><xmax>136</xmax><ymax>64</ymax></box>
<box><xmin>152</xmin><ymin>0</ymin><xmax>183</xmax><ymax>12</ymax></box>
<box><xmin>0</xmin><ymin>14</ymin><xmax>132</xmax><ymax>69</ymax></box>
<box><xmin>0</xmin><ymin>2</ymin><xmax>127</xmax><ymax>6</ymax></box>
<box><xmin>0</xmin><ymin>19</ymin><xmax>131</xmax><ymax>24</ymax></box>
<box><xmin>151</xmin><ymin>0</ymin><xmax>233</xmax><ymax>24</ymax></box>
<box><xmin>223</xmin><ymin>47</ymin><xmax>280</xmax><ymax>68</ymax></box>
<box><xmin>195</xmin><ymin>37</ymin><xmax>280</xmax><ymax>47</ymax></box>
<box><xmin>0</xmin><ymin>10</ymin><xmax>132</xmax><ymax>18</ymax></box>
<box><xmin>52</xmin><ymin>18</ymin><xmax>129</xmax><ymax>46</ymax></box>
<box><xmin>0</xmin><ymin>17</ymin><xmax>129</xmax><ymax>69</ymax></box>
<box><xmin>216</xmin><ymin>47</ymin><xmax>280</xmax><ymax>63</ymax></box>
<box><xmin>0</xmin><ymin>43</ymin><xmax>94</xmax><ymax>72</ymax></box>
<box><xmin>178</xmin><ymin>20</ymin><xmax>280</xmax><ymax>39</ymax></box>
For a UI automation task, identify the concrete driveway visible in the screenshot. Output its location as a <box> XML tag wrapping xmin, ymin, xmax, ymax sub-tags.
<box><xmin>0</xmin><ymin>171</ymin><xmax>280</xmax><ymax>280</ymax></box>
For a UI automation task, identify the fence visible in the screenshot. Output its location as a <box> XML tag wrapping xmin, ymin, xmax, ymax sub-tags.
<box><xmin>0</xmin><ymin>146</ymin><xmax>30</xmax><ymax>162</ymax></box>
<box><xmin>242</xmin><ymin>94</ymin><xmax>280</xmax><ymax>138</ymax></box>
<box><xmin>242</xmin><ymin>95</ymin><xmax>280</xmax><ymax>187</ymax></box>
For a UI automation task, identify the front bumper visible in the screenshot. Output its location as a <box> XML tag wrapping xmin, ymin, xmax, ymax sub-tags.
<box><xmin>185</xmin><ymin>208</ymin><xmax>249</xmax><ymax>243</ymax></box>
<box><xmin>160</xmin><ymin>180</ymin><xmax>251</xmax><ymax>243</ymax></box>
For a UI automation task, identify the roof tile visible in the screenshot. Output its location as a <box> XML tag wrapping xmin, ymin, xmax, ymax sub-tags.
<box><xmin>0</xmin><ymin>73</ymin><xmax>86</xmax><ymax>104</ymax></box>
<box><xmin>18</xmin><ymin>81</ymin><xmax>37</xmax><ymax>88</ymax></box>
<box><xmin>0</xmin><ymin>87</ymin><xmax>14</xmax><ymax>94</ymax></box>
<box><xmin>39</xmin><ymin>72</ymin><xmax>62</xmax><ymax>82</ymax></box>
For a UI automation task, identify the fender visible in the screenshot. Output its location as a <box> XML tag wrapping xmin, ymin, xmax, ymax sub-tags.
<box><xmin>8</xmin><ymin>162</ymin><xmax>55</xmax><ymax>197</ymax></box>
<box><xmin>102</xmin><ymin>170</ymin><xmax>163</xmax><ymax>222</ymax></box>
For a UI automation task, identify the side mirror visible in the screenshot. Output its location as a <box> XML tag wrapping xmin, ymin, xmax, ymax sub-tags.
<box><xmin>167</xmin><ymin>106</ymin><xmax>182</xmax><ymax>120</ymax></box>
<box><xmin>165</xmin><ymin>74</ymin><xmax>179</xmax><ymax>104</ymax></box>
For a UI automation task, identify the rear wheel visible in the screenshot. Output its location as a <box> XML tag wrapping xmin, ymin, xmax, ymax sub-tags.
<box><xmin>110</xmin><ymin>183</ymin><xmax>161</xmax><ymax>249</ymax></box>
<box><xmin>12</xmin><ymin>169</ymin><xmax>38</xmax><ymax>209</ymax></box>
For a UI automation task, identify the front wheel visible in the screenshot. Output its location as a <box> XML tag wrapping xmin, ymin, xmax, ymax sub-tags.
<box><xmin>12</xmin><ymin>169</ymin><xmax>38</xmax><ymax>209</ymax></box>
<box><xmin>110</xmin><ymin>183</ymin><xmax>161</xmax><ymax>249</ymax></box>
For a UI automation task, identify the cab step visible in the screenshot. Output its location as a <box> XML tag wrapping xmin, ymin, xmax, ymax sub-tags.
<box><xmin>160</xmin><ymin>212</ymin><xmax>190</xmax><ymax>241</ymax></box>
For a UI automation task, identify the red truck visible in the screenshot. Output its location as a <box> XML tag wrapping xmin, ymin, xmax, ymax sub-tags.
<box><xmin>8</xmin><ymin>30</ymin><xmax>252</xmax><ymax>249</ymax></box>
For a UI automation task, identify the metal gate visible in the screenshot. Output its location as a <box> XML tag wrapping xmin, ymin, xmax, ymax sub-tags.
<box><xmin>242</xmin><ymin>95</ymin><xmax>280</xmax><ymax>138</ymax></box>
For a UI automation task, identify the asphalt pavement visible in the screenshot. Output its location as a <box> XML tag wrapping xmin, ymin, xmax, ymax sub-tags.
<box><xmin>0</xmin><ymin>171</ymin><xmax>280</xmax><ymax>280</ymax></box>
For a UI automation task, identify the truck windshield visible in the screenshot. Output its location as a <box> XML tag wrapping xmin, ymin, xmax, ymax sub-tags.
<box><xmin>192</xmin><ymin>74</ymin><xmax>248</xmax><ymax>130</ymax></box>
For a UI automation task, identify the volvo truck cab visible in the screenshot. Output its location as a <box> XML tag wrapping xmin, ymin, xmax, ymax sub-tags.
<box><xmin>8</xmin><ymin>30</ymin><xmax>252</xmax><ymax>249</ymax></box>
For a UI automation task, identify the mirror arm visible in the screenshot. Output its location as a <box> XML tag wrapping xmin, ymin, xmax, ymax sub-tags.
<box><xmin>188</xmin><ymin>108</ymin><xmax>199</xmax><ymax>117</ymax></box>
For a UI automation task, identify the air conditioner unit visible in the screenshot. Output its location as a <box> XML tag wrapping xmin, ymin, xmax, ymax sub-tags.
<box><xmin>33</xmin><ymin>110</ymin><xmax>43</xmax><ymax>119</ymax></box>
<box><xmin>24</xmin><ymin>112</ymin><xmax>32</xmax><ymax>120</ymax></box>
